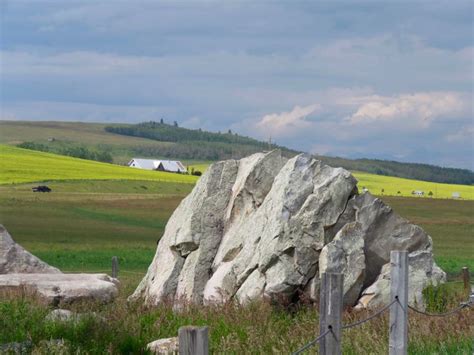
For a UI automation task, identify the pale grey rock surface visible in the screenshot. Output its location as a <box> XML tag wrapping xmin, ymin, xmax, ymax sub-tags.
<box><xmin>356</xmin><ymin>250</ymin><xmax>446</xmax><ymax>309</ymax></box>
<box><xmin>0</xmin><ymin>273</ymin><xmax>118</xmax><ymax>305</ymax></box>
<box><xmin>147</xmin><ymin>337</ymin><xmax>179</xmax><ymax>355</ymax></box>
<box><xmin>133</xmin><ymin>151</ymin><xmax>445</xmax><ymax>308</ymax></box>
<box><xmin>0</xmin><ymin>225</ymin><xmax>61</xmax><ymax>274</ymax></box>
<box><xmin>0</xmin><ymin>225</ymin><xmax>119</xmax><ymax>305</ymax></box>
<box><xmin>319</xmin><ymin>222</ymin><xmax>366</xmax><ymax>306</ymax></box>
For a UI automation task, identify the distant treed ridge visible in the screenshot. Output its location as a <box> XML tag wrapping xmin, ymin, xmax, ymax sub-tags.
<box><xmin>106</xmin><ymin>121</ymin><xmax>473</xmax><ymax>185</ymax></box>
<box><xmin>104</xmin><ymin>121</ymin><xmax>298</xmax><ymax>160</ymax></box>
<box><xmin>316</xmin><ymin>156</ymin><xmax>474</xmax><ymax>186</ymax></box>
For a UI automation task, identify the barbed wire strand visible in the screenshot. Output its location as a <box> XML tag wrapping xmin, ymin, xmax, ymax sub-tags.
<box><xmin>342</xmin><ymin>299</ymin><xmax>397</xmax><ymax>330</ymax></box>
<box><xmin>444</xmin><ymin>280</ymin><xmax>474</xmax><ymax>285</ymax></box>
<box><xmin>408</xmin><ymin>302</ymin><xmax>472</xmax><ymax>317</ymax></box>
<box><xmin>292</xmin><ymin>328</ymin><xmax>331</xmax><ymax>355</ymax></box>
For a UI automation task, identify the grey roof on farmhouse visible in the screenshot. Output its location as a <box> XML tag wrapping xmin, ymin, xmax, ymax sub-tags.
<box><xmin>160</xmin><ymin>160</ymin><xmax>186</xmax><ymax>172</ymax></box>
<box><xmin>128</xmin><ymin>158</ymin><xmax>186</xmax><ymax>172</ymax></box>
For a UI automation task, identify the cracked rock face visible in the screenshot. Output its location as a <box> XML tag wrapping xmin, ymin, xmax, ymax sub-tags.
<box><xmin>0</xmin><ymin>225</ymin><xmax>61</xmax><ymax>274</ymax></box>
<box><xmin>132</xmin><ymin>151</ymin><xmax>445</xmax><ymax>308</ymax></box>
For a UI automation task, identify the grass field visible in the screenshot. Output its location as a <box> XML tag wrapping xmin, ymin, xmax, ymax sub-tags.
<box><xmin>0</xmin><ymin>145</ymin><xmax>197</xmax><ymax>185</ymax></box>
<box><xmin>0</xmin><ymin>181</ymin><xmax>472</xmax><ymax>353</ymax></box>
<box><xmin>0</xmin><ymin>139</ymin><xmax>472</xmax><ymax>353</ymax></box>
<box><xmin>0</xmin><ymin>181</ymin><xmax>471</xmax><ymax>276</ymax></box>
<box><xmin>0</xmin><ymin>180</ymin><xmax>192</xmax><ymax>272</ymax></box>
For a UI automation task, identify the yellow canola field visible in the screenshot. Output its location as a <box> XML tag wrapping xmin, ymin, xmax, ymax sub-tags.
<box><xmin>0</xmin><ymin>145</ymin><xmax>197</xmax><ymax>185</ymax></box>
<box><xmin>353</xmin><ymin>171</ymin><xmax>473</xmax><ymax>200</ymax></box>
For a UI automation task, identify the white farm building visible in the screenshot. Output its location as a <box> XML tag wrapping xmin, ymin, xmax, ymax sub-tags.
<box><xmin>127</xmin><ymin>158</ymin><xmax>187</xmax><ymax>173</ymax></box>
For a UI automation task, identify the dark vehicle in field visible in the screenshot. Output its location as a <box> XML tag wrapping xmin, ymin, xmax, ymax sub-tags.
<box><xmin>32</xmin><ymin>185</ymin><xmax>52</xmax><ymax>192</ymax></box>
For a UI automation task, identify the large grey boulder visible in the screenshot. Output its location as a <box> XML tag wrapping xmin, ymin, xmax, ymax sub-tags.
<box><xmin>132</xmin><ymin>151</ymin><xmax>445</xmax><ymax>308</ymax></box>
<box><xmin>0</xmin><ymin>273</ymin><xmax>118</xmax><ymax>305</ymax></box>
<box><xmin>0</xmin><ymin>225</ymin><xmax>61</xmax><ymax>274</ymax></box>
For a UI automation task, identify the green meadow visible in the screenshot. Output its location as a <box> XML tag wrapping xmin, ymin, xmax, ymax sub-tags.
<box><xmin>0</xmin><ymin>142</ymin><xmax>472</xmax><ymax>354</ymax></box>
<box><xmin>0</xmin><ymin>180</ymin><xmax>472</xmax><ymax>353</ymax></box>
<box><xmin>0</xmin><ymin>181</ymin><xmax>471</xmax><ymax>276</ymax></box>
<box><xmin>0</xmin><ymin>146</ymin><xmax>472</xmax><ymax>275</ymax></box>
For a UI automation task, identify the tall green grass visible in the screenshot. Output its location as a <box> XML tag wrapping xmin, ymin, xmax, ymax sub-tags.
<box><xmin>0</xmin><ymin>292</ymin><xmax>471</xmax><ymax>354</ymax></box>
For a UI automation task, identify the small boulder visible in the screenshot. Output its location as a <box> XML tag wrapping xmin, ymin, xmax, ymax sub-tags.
<box><xmin>147</xmin><ymin>337</ymin><xmax>178</xmax><ymax>355</ymax></box>
<box><xmin>0</xmin><ymin>273</ymin><xmax>118</xmax><ymax>305</ymax></box>
<box><xmin>0</xmin><ymin>225</ymin><xmax>61</xmax><ymax>274</ymax></box>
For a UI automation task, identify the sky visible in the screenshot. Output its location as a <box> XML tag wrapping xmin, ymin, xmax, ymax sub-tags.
<box><xmin>1</xmin><ymin>1</ymin><xmax>473</xmax><ymax>169</ymax></box>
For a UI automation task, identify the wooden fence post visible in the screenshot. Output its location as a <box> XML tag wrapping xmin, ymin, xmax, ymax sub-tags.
<box><xmin>319</xmin><ymin>272</ymin><xmax>343</xmax><ymax>355</ymax></box>
<box><xmin>112</xmin><ymin>256</ymin><xmax>119</xmax><ymax>278</ymax></box>
<box><xmin>178</xmin><ymin>326</ymin><xmax>209</xmax><ymax>355</ymax></box>
<box><xmin>462</xmin><ymin>267</ymin><xmax>470</xmax><ymax>295</ymax></box>
<box><xmin>389</xmin><ymin>251</ymin><xmax>408</xmax><ymax>355</ymax></box>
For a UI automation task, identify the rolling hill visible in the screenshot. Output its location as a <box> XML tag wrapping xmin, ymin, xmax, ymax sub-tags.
<box><xmin>1</xmin><ymin>120</ymin><xmax>473</xmax><ymax>185</ymax></box>
<box><xmin>1</xmin><ymin>143</ymin><xmax>472</xmax><ymax>200</ymax></box>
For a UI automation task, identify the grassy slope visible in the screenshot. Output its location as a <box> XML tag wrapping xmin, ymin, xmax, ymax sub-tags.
<box><xmin>0</xmin><ymin>120</ymin><xmax>168</xmax><ymax>147</ymax></box>
<box><xmin>0</xmin><ymin>120</ymin><xmax>175</xmax><ymax>164</ymax></box>
<box><xmin>0</xmin><ymin>144</ymin><xmax>197</xmax><ymax>185</ymax></box>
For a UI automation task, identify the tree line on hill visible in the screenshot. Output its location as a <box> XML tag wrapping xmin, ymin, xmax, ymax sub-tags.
<box><xmin>105</xmin><ymin>121</ymin><xmax>298</xmax><ymax>159</ymax></box>
<box><xmin>105</xmin><ymin>121</ymin><xmax>271</xmax><ymax>147</ymax></box>
<box><xmin>17</xmin><ymin>141</ymin><xmax>113</xmax><ymax>163</ymax></box>
<box><xmin>316</xmin><ymin>156</ymin><xmax>474</xmax><ymax>185</ymax></box>
<box><xmin>106</xmin><ymin>122</ymin><xmax>473</xmax><ymax>185</ymax></box>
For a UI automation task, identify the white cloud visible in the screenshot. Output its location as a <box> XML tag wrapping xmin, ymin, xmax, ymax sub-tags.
<box><xmin>445</xmin><ymin>125</ymin><xmax>474</xmax><ymax>143</ymax></box>
<box><xmin>255</xmin><ymin>104</ymin><xmax>320</xmax><ymax>138</ymax></box>
<box><xmin>347</xmin><ymin>92</ymin><xmax>467</xmax><ymax>127</ymax></box>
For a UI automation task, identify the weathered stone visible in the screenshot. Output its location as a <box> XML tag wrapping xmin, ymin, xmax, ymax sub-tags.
<box><xmin>356</xmin><ymin>250</ymin><xmax>446</xmax><ymax>309</ymax></box>
<box><xmin>319</xmin><ymin>222</ymin><xmax>366</xmax><ymax>306</ymax></box>
<box><xmin>0</xmin><ymin>273</ymin><xmax>118</xmax><ymax>305</ymax></box>
<box><xmin>0</xmin><ymin>225</ymin><xmax>61</xmax><ymax>274</ymax></box>
<box><xmin>147</xmin><ymin>337</ymin><xmax>179</xmax><ymax>355</ymax></box>
<box><xmin>351</xmin><ymin>193</ymin><xmax>434</xmax><ymax>287</ymax></box>
<box><xmin>133</xmin><ymin>151</ymin><xmax>445</xmax><ymax>308</ymax></box>
<box><xmin>131</xmin><ymin>159</ymin><xmax>239</xmax><ymax>304</ymax></box>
